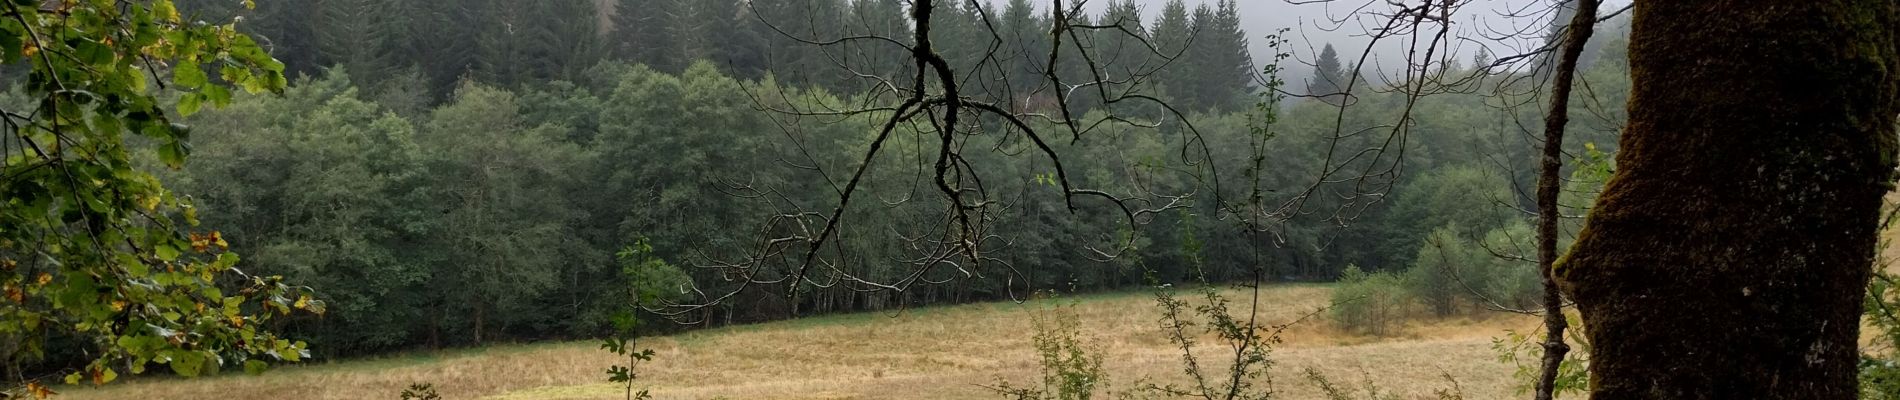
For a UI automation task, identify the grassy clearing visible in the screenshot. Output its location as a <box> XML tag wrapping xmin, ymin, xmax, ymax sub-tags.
<box><xmin>60</xmin><ymin>284</ymin><xmax>1542</xmax><ymax>399</ymax></box>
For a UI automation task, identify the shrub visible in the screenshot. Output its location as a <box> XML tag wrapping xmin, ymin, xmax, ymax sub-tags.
<box><xmin>1403</xmin><ymin>222</ymin><xmax>1547</xmax><ymax>316</ymax></box>
<box><xmin>1471</xmin><ymin>222</ymin><xmax>1545</xmax><ymax>310</ymax></box>
<box><xmin>992</xmin><ymin>299</ymin><xmax>1108</xmax><ymax>400</ymax></box>
<box><xmin>1331</xmin><ymin>265</ymin><xmax>1409</xmax><ymax>336</ymax></box>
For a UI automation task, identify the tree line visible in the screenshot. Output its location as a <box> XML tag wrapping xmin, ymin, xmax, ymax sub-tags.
<box><xmin>171</xmin><ymin>0</ymin><xmax>1257</xmax><ymax>114</ymax></box>
<box><xmin>3</xmin><ymin>0</ymin><xmax>1632</xmax><ymax>362</ymax></box>
<box><xmin>65</xmin><ymin>16</ymin><xmax>1634</xmax><ymax>357</ymax></box>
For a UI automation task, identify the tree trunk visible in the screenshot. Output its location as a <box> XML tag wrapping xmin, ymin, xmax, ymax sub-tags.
<box><xmin>1533</xmin><ymin>0</ymin><xmax>1600</xmax><ymax>399</ymax></box>
<box><xmin>1556</xmin><ymin>1</ymin><xmax>1899</xmax><ymax>399</ymax></box>
<box><xmin>473</xmin><ymin>303</ymin><xmax>485</xmax><ymax>345</ymax></box>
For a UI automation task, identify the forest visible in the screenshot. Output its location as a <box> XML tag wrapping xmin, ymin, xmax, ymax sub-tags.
<box><xmin>9</xmin><ymin>0</ymin><xmax>1620</xmax><ymax>358</ymax></box>
<box><xmin>2</xmin><ymin>0</ymin><xmax>1897</xmax><ymax>399</ymax></box>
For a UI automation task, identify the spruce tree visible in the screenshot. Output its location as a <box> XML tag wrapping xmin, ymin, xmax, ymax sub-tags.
<box><xmin>752</xmin><ymin>0</ymin><xmax>852</xmax><ymax>88</ymax></box>
<box><xmin>314</xmin><ymin>0</ymin><xmax>401</xmax><ymax>87</ymax></box>
<box><xmin>711</xmin><ymin>0</ymin><xmax>771</xmax><ymax>79</ymax></box>
<box><xmin>1309</xmin><ymin>43</ymin><xmax>1347</xmax><ymax>104</ymax></box>
<box><xmin>1181</xmin><ymin>3</ymin><xmax>1217</xmax><ymax>109</ymax></box>
<box><xmin>1148</xmin><ymin>0</ymin><xmax>1192</xmax><ymax>104</ymax></box>
<box><xmin>1001</xmin><ymin>0</ymin><xmax>1050</xmax><ymax>96</ymax></box>
<box><xmin>1097</xmin><ymin>0</ymin><xmax>1148</xmax><ymax>76</ymax></box>
<box><xmin>526</xmin><ymin>0</ymin><xmax>606</xmax><ymax>82</ymax></box>
<box><xmin>847</xmin><ymin>0</ymin><xmax>913</xmax><ymax>85</ymax></box>
<box><xmin>610</xmin><ymin>0</ymin><xmax>672</xmax><ymax>68</ymax></box>
<box><xmin>243</xmin><ymin>0</ymin><xmax>322</xmax><ymax>77</ymax></box>
<box><xmin>473</xmin><ymin>0</ymin><xmax>533</xmax><ymax>86</ymax></box>
<box><xmin>1200</xmin><ymin>0</ymin><xmax>1253</xmax><ymax>111</ymax></box>
<box><xmin>399</xmin><ymin>0</ymin><xmax>481</xmax><ymax>99</ymax></box>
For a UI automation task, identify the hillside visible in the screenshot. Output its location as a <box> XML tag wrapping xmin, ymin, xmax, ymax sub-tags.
<box><xmin>62</xmin><ymin>285</ymin><xmax>1543</xmax><ymax>400</ymax></box>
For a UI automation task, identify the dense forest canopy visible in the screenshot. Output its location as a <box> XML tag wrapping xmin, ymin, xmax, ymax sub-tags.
<box><xmin>0</xmin><ymin>0</ymin><xmax>1620</xmax><ymax>360</ymax></box>
<box><xmin>8</xmin><ymin>0</ymin><xmax>1900</xmax><ymax>399</ymax></box>
<box><xmin>10</xmin><ymin>1</ymin><xmax>1900</xmax><ymax>400</ymax></box>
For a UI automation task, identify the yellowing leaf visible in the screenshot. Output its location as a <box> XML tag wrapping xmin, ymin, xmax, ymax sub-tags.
<box><xmin>154</xmin><ymin>1</ymin><xmax>182</xmax><ymax>23</ymax></box>
<box><xmin>26</xmin><ymin>381</ymin><xmax>56</xmax><ymax>399</ymax></box>
<box><xmin>90</xmin><ymin>366</ymin><xmax>117</xmax><ymax>385</ymax></box>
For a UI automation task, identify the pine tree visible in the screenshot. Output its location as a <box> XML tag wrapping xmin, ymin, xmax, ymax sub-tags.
<box><xmin>610</xmin><ymin>0</ymin><xmax>687</xmax><ymax>70</ymax></box>
<box><xmin>398</xmin><ymin>0</ymin><xmax>481</xmax><ymax>99</ymax></box>
<box><xmin>1000</xmin><ymin>0</ymin><xmax>1050</xmax><ymax>96</ymax></box>
<box><xmin>314</xmin><ymin>0</ymin><xmax>401</xmax><ymax>87</ymax></box>
<box><xmin>1177</xmin><ymin>2</ymin><xmax>1251</xmax><ymax>111</ymax></box>
<box><xmin>709</xmin><ymin>0</ymin><xmax>771</xmax><ymax>79</ymax></box>
<box><xmin>755</xmin><ymin>0</ymin><xmax>851</xmax><ymax>88</ymax></box>
<box><xmin>1057</xmin><ymin>11</ymin><xmax>1101</xmax><ymax>111</ymax></box>
<box><xmin>1308</xmin><ymin>43</ymin><xmax>1347</xmax><ymax>104</ymax></box>
<box><xmin>1199</xmin><ymin>0</ymin><xmax>1253</xmax><ymax>111</ymax></box>
<box><xmin>526</xmin><ymin>0</ymin><xmax>606</xmax><ymax>82</ymax></box>
<box><xmin>846</xmin><ymin>0</ymin><xmax>911</xmax><ymax>84</ymax></box>
<box><xmin>1472</xmin><ymin>47</ymin><xmax>1493</xmax><ymax>72</ymax></box>
<box><xmin>1178</xmin><ymin>3</ymin><xmax>1218</xmax><ymax>109</ymax></box>
<box><xmin>470</xmin><ymin>0</ymin><xmax>603</xmax><ymax>84</ymax></box>
<box><xmin>244</xmin><ymin>0</ymin><xmax>323</xmax><ymax>77</ymax></box>
<box><xmin>1097</xmin><ymin>0</ymin><xmax>1148</xmax><ymax>79</ymax></box>
<box><xmin>473</xmin><ymin>0</ymin><xmax>534</xmax><ymax>86</ymax></box>
<box><xmin>1148</xmin><ymin>0</ymin><xmax>1192</xmax><ymax>103</ymax></box>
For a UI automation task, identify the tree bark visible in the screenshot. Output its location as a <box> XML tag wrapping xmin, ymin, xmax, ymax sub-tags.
<box><xmin>1556</xmin><ymin>1</ymin><xmax>1899</xmax><ymax>399</ymax></box>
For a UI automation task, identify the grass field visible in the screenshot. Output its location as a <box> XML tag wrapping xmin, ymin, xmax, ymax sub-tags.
<box><xmin>60</xmin><ymin>284</ymin><xmax>1547</xmax><ymax>399</ymax></box>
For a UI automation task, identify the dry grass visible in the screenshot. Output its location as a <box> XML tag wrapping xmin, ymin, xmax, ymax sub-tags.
<box><xmin>60</xmin><ymin>284</ymin><xmax>1544</xmax><ymax>400</ymax></box>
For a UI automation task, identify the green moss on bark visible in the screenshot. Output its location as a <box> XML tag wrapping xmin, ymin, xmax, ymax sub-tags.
<box><xmin>1554</xmin><ymin>1</ymin><xmax>1900</xmax><ymax>398</ymax></box>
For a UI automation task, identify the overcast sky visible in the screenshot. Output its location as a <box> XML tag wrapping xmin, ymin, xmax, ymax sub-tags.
<box><xmin>1053</xmin><ymin>0</ymin><xmax>1631</xmax><ymax>84</ymax></box>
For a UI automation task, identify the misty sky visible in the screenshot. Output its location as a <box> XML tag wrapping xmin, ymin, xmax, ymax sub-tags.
<box><xmin>1055</xmin><ymin>0</ymin><xmax>1631</xmax><ymax>86</ymax></box>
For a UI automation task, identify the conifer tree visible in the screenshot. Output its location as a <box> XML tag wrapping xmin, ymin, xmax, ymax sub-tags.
<box><xmin>755</xmin><ymin>0</ymin><xmax>851</xmax><ymax>88</ymax></box>
<box><xmin>710</xmin><ymin>0</ymin><xmax>771</xmax><ymax>78</ymax></box>
<box><xmin>473</xmin><ymin>0</ymin><xmax>534</xmax><ymax>86</ymax></box>
<box><xmin>611</xmin><ymin>0</ymin><xmax>668</xmax><ymax>67</ymax></box>
<box><xmin>1198</xmin><ymin>0</ymin><xmax>1252</xmax><ymax>111</ymax></box>
<box><xmin>1097</xmin><ymin>0</ymin><xmax>1148</xmax><ymax>79</ymax></box>
<box><xmin>314</xmin><ymin>0</ymin><xmax>401</xmax><ymax>86</ymax></box>
<box><xmin>1308</xmin><ymin>43</ymin><xmax>1347</xmax><ymax>104</ymax></box>
<box><xmin>844</xmin><ymin>0</ymin><xmax>911</xmax><ymax>84</ymax></box>
<box><xmin>399</xmin><ymin>0</ymin><xmax>481</xmax><ymax>99</ymax></box>
<box><xmin>1001</xmin><ymin>0</ymin><xmax>1050</xmax><ymax>96</ymax></box>
<box><xmin>527</xmin><ymin>0</ymin><xmax>606</xmax><ymax>82</ymax></box>
<box><xmin>1148</xmin><ymin>0</ymin><xmax>1192</xmax><ymax>103</ymax></box>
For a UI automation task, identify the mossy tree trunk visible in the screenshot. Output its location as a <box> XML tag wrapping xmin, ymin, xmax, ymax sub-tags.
<box><xmin>1556</xmin><ymin>1</ymin><xmax>1899</xmax><ymax>398</ymax></box>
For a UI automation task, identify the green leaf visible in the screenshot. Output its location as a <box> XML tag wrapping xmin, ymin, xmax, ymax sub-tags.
<box><xmin>154</xmin><ymin>243</ymin><xmax>180</xmax><ymax>262</ymax></box>
<box><xmin>158</xmin><ymin>140</ymin><xmax>189</xmax><ymax>169</ymax></box>
<box><xmin>202</xmin><ymin>85</ymin><xmax>231</xmax><ymax>108</ymax></box>
<box><xmin>243</xmin><ymin>360</ymin><xmax>268</xmax><ymax>375</ymax></box>
<box><xmin>168</xmin><ymin>350</ymin><xmax>204</xmax><ymax>377</ymax></box>
<box><xmin>94</xmin><ymin>366</ymin><xmax>117</xmax><ymax>384</ymax></box>
<box><xmin>212</xmin><ymin>252</ymin><xmax>240</xmax><ymax>271</ymax></box>
<box><xmin>177</xmin><ymin>93</ymin><xmax>203</xmax><ymax>116</ymax></box>
<box><xmin>173</xmin><ymin>61</ymin><xmax>207</xmax><ymax>88</ymax></box>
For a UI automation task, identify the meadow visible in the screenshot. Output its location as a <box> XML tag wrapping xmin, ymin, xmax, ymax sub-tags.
<box><xmin>61</xmin><ymin>284</ymin><xmax>1544</xmax><ymax>400</ymax></box>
